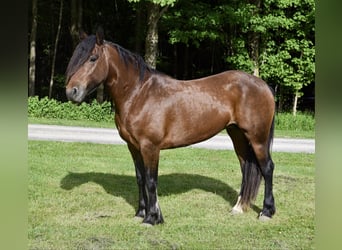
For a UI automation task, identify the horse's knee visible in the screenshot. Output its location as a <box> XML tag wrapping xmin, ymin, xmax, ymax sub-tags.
<box><xmin>260</xmin><ymin>158</ymin><xmax>274</xmax><ymax>179</ymax></box>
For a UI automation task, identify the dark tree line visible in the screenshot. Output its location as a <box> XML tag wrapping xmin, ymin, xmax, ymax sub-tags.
<box><xmin>28</xmin><ymin>0</ymin><xmax>315</xmax><ymax>113</ymax></box>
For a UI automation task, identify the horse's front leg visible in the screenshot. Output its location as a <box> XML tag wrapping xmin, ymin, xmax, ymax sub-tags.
<box><xmin>141</xmin><ymin>145</ymin><xmax>164</xmax><ymax>225</ymax></box>
<box><xmin>134</xmin><ymin>164</ymin><xmax>147</xmax><ymax>219</ymax></box>
<box><xmin>143</xmin><ymin>168</ymin><xmax>164</xmax><ymax>225</ymax></box>
<box><xmin>128</xmin><ymin>144</ymin><xmax>147</xmax><ymax>219</ymax></box>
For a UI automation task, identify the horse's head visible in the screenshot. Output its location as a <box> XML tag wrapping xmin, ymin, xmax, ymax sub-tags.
<box><xmin>65</xmin><ymin>29</ymin><xmax>108</xmax><ymax>103</ymax></box>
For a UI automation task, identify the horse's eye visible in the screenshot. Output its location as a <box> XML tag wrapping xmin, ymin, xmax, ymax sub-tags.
<box><xmin>89</xmin><ymin>55</ymin><xmax>99</xmax><ymax>62</ymax></box>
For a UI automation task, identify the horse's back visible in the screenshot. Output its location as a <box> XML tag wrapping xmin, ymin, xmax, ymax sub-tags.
<box><xmin>188</xmin><ymin>70</ymin><xmax>274</xmax><ymax>116</ymax></box>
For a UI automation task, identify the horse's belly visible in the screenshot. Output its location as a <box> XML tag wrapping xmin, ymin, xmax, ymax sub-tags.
<box><xmin>160</xmin><ymin>110</ymin><xmax>229</xmax><ymax>149</ymax></box>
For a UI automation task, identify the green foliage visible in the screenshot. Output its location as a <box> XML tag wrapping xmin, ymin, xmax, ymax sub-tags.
<box><xmin>30</xmin><ymin>0</ymin><xmax>314</xmax><ymax>113</ymax></box>
<box><xmin>275</xmin><ymin>112</ymin><xmax>315</xmax><ymax>131</ymax></box>
<box><xmin>28</xmin><ymin>96</ymin><xmax>114</xmax><ymax>122</ymax></box>
<box><xmin>53</xmin><ymin>74</ymin><xmax>66</xmax><ymax>88</ymax></box>
<box><xmin>163</xmin><ymin>0</ymin><xmax>225</xmax><ymax>47</ymax></box>
<box><xmin>226</xmin><ymin>0</ymin><xmax>315</xmax><ymax>112</ymax></box>
<box><xmin>225</xmin><ymin>38</ymin><xmax>254</xmax><ymax>73</ymax></box>
<box><xmin>162</xmin><ymin>0</ymin><xmax>315</xmax><ymax>112</ymax></box>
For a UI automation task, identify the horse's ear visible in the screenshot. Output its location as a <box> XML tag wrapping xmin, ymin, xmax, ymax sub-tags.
<box><xmin>96</xmin><ymin>26</ymin><xmax>104</xmax><ymax>45</ymax></box>
<box><xmin>79</xmin><ymin>30</ymin><xmax>88</xmax><ymax>41</ymax></box>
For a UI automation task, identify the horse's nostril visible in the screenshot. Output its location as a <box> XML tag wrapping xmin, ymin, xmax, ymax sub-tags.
<box><xmin>66</xmin><ymin>86</ymin><xmax>82</xmax><ymax>102</ymax></box>
<box><xmin>72</xmin><ymin>87</ymin><xmax>78</xmax><ymax>96</ymax></box>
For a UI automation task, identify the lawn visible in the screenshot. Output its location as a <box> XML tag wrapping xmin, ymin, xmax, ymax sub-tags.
<box><xmin>28</xmin><ymin>141</ymin><xmax>314</xmax><ymax>249</ymax></box>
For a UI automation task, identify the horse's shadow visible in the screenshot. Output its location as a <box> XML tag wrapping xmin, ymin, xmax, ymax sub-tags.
<box><xmin>60</xmin><ymin>171</ymin><xmax>261</xmax><ymax>214</ymax></box>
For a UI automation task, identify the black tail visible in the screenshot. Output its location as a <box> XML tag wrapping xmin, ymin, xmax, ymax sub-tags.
<box><xmin>240</xmin><ymin>114</ymin><xmax>275</xmax><ymax>210</ymax></box>
<box><xmin>239</xmin><ymin>146</ymin><xmax>262</xmax><ymax>209</ymax></box>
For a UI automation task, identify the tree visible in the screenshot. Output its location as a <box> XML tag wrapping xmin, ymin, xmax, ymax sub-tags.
<box><xmin>259</xmin><ymin>0</ymin><xmax>315</xmax><ymax>114</ymax></box>
<box><xmin>49</xmin><ymin>0</ymin><xmax>64</xmax><ymax>99</ymax></box>
<box><xmin>29</xmin><ymin>0</ymin><xmax>38</xmax><ymax>97</ymax></box>
<box><xmin>164</xmin><ymin>0</ymin><xmax>223</xmax><ymax>48</ymax></box>
<box><xmin>145</xmin><ymin>2</ymin><xmax>169</xmax><ymax>68</ymax></box>
<box><xmin>28</xmin><ymin>0</ymin><xmax>314</xmax><ymax>112</ymax></box>
<box><xmin>226</xmin><ymin>0</ymin><xmax>315</xmax><ymax>114</ymax></box>
<box><xmin>163</xmin><ymin>0</ymin><xmax>314</xmax><ymax>113</ymax></box>
<box><xmin>247</xmin><ymin>0</ymin><xmax>262</xmax><ymax>77</ymax></box>
<box><xmin>70</xmin><ymin>0</ymin><xmax>83</xmax><ymax>48</ymax></box>
<box><xmin>162</xmin><ymin>0</ymin><xmax>226</xmax><ymax>78</ymax></box>
<box><xmin>129</xmin><ymin>0</ymin><xmax>176</xmax><ymax>68</ymax></box>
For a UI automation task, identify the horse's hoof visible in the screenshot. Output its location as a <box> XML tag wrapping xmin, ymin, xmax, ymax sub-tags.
<box><xmin>134</xmin><ymin>216</ymin><xmax>144</xmax><ymax>222</ymax></box>
<box><xmin>141</xmin><ymin>222</ymin><xmax>153</xmax><ymax>227</ymax></box>
<box><xmin>230</xmin><ymin>207</ymin><xmax>243</xmax><ymax>216</ymax></box>
<box><xmin>258</xmin><ymin>212</ymin><xmax>272</xmax><ymax>221</ymax></box>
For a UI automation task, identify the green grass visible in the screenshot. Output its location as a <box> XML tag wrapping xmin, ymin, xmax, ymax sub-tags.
<box><xmin>29</xmin><ymin>141</ymin><xmax>314</xmax><ymax>249</ymax></box>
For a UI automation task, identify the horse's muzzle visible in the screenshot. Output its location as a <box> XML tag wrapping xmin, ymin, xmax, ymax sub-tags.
<box><xmin>66</xmin><ymin>85</ymin><xmax>86</xmax><ymax>103</ymax></box>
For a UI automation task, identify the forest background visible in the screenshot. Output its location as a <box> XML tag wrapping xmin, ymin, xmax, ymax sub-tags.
<box><xmin>28</xmin><ymin>0</ymin><xmax>315</xmax><ymax>115</ymax></box>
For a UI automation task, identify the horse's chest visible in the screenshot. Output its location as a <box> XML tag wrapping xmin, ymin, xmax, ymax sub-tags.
<box><xmin>115</xmin><ymin>114</ymin><xmax>140</xmax><ymax>147</ymax></box>
<box><xmin>115</xmin><ymin>116</ymin><xmax>130</xmax><ymax>140</ymax></box>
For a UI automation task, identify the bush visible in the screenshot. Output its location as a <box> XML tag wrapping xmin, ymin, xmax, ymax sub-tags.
<box><xmin>275</xmin><ymin>112</ymin><xmax>315</xmax><ymax>131</ymax></box>
<box><xmin>28</xmin><ymin>96</ymin><xmax>114</xmax><ymax>122</ymax></box>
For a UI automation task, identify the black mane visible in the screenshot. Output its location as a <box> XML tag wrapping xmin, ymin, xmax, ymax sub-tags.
<box><xmin>66</xmin><ymin>35</ymin><xmax>157</xmax><ymax>82</ymax></box>
<box><xmin>66</xmin><ymin>35</ymin><xmax>97</xmax><ymax>82</ymax></box>
<box><xmin>106</xmin><ymin>41</ymin><xmax>157</xmax><ymax>81</ymax></box>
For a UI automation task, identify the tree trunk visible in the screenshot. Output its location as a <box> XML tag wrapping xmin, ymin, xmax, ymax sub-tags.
<box><xmin>249</xmin><ymin>0</ymin><xmax>261</xmax><ymax>77</ymax></box>
<box><xmin>145</xmin><ymin>3</ymin><xmax>168</xmax><ymax>69</ymax></box>
<box><xmin>134</xmin><ymin>4</ymin><xmax>143</xmax><ymax>54</ymax></box>
<box><xmin>211</xmin><ymin>42</ymin><xmax>215</xmax><ymax>74</ymax></box>
<box><xmin>277</xmin><ymin>85</ymin><xmax>284</xmax><ymax>112</ymax></box>
<box><xmin>70</xmin><ymin>0</ymin><xmax>83</xmax><ymax>48</ymax></box>
<box><xmin>173</xmin><ymin>44</ymin><xmax>178</xmax><ymax>78</ymax></box>
<box><xmin>250</xmin><ymin>32</ymin><xmax>260</xmax><ymax>77</ymax></box>
<box><xmin>49</xmin><ymin>0</ymin><xmax>63</xmax><ymax>99</ymax></box>
<box><xmin>29</xmin><ymin>0</ymin><xmax>37</xmax><ymax>97</ymax></box>
<box><xmin>292</xmin><ymin>91</ymin><xmax>299</xmax><ymax>116</ymax></box>
<box><xmin>183</xmin><ymin>45</ymin><xmax>189</xmax><ymax>79</ymax></box>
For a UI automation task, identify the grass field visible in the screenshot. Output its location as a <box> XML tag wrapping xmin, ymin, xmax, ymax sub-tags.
<box><xmin>28</xmin><ymin>141</ymin><xmax>314</xmax><ymax>249</ymax></box>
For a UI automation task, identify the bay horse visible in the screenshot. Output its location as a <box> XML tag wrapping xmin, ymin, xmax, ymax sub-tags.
<box><xmin>65</xmin><ymin>29</ymin><xmax>276</xmax><ymax>225</ymax></box>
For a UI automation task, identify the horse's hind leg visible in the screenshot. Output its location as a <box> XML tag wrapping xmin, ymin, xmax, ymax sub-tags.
<box><xmin>250</xmin><ymin>142</ymin><xmax>275</xmax><ymax>219</ymax></box>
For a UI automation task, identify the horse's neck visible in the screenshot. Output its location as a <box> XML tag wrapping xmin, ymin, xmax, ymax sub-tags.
<box><xmin>104</xmin><ymin>46</ymin><xmax>145</xmax><ymax>116</ymax></box>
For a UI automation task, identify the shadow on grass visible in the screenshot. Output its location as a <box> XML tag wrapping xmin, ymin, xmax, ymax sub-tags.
<box><xmin>60</xmin><ymin>172</ymin><xmax>261</xmax><ymax>214</ymax></box>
